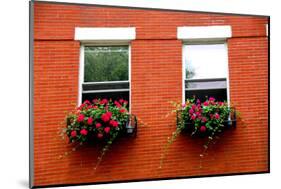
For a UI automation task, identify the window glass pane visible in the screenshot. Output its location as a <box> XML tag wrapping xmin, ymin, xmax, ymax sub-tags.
<box><xmin>185</xmin><ymin>89</ymin><xmax>227</xmax><ymax>102</ymax></box>
<box><xmin>185</xmin><ymin>79</ymin><xmax>227</xmax><ymax>90</ymax></box>
<box><xmin>185</xmin><ymin>44</ymin><xmax>228</xmax><ymax>79</ymax></box>
<box><xmin>84</xmin><ymin>46</ymin><xmax>129</xmax><ymax>82</ymax></box>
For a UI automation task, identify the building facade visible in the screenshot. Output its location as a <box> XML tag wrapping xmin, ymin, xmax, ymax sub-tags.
<box><xmin>32</xmin><ymin>1</ymin><xmax>269</xmax><ymax>187</ymax></box>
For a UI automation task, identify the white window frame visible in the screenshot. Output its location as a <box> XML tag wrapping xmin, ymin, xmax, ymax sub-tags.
<box><xmin>75</xmin><ymin>27</ymin><xmax>135</xmax><ymax>107</ymax></box>
<box><xmin>178</xmin><ymin>25</ymin><xmax>232</xmax><ymax>104</ymax></box>
<box><xmin>78</xmin><ymin>43</ymin><xmax>131</xmax><ymax>108</ymax></box>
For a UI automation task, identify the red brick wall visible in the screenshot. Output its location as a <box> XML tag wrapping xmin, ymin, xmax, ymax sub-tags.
<box><xmin>33</xmin><ymin>2</ymin><xmax>269</xmax><ymax>186</ymax></box>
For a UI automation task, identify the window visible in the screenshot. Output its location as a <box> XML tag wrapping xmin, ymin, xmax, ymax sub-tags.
<box><xmin>80</xmin><ymin>45</ymin><xmax>130</xmax><ymax>106</ymax></box>
<box><xmin>183</xmin><ymin>43</ymin><xmax>229</xmax><ymax>102</ymax></box>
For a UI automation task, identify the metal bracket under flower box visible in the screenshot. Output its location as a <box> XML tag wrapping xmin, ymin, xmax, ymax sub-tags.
<box><xmin>176</xmin><ymin>108</ymin><xmax>237</xmax><ymax>130</ymax></box>
<box><xmin>124</xmin><ymin>114</ymin><xmax>138</xmax><ymax>137</ymax></box>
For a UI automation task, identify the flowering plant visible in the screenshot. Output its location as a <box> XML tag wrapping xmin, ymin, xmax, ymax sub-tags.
<box><xmin>179</xmin><ymin>97</ymin><xmax>233</xmax><ymax>137</ymax></box>
<box><xmin>62</xmin><ymin>98</ymin><xmax>136</xmax><ymax>169</ymax></box>
<box><xmin>65</xmin><ymin>98</ymin><xmax>130</xmax><ymax>144</ymax></box>
<box><xmin>160</xmin><ymin>97</ymin><xmax>236</xmax><ymax>168</ymax></box>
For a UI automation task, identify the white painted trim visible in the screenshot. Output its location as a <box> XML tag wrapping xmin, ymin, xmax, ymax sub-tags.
<box><xmin>75</xmin><ymin>27</ymin><xmax>136</xmax><ymax>42</ymax></box>
<box><xmin>78</xmin><ymin>45</ymin><xmax>85</xmax><ymax>105</ymax></box>
<box><xmin>82</xmin><ymin>89</ymin><xmax>130</xmax><ymax>93</ymax></box>
<box><xmin>224</xmin><ymin>43</ymin><xmax>231</xmax><ymax>106</ymax></box>
<box><xmin>128</xmin><ymin>44</ymin><xmax>132</xmax><ymax>112</ymax></box>
<box><xmin>182</xmin><ymin>45</ymin><xmax>186</xmax><ymax>104</ymax></box>
<box><xmin>83</xmin><ymin>80</ymin><xmax>129</xmax><ymax>85</ymax></box>
<box><xmin>177</xmin><ymin>26</ymin><xmax>232</xmax><ymax>41</ymax></box>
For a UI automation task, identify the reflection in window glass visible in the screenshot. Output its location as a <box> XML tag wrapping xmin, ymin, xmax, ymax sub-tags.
<box><xmin>84</xmin><ymin>46</ymin><xmax>129</xmax><ymax>82</ymax></box>
<box><xmin>185</xmin><ymin>44</ymin><xmax>227</xmax><ymax>79</ymax></box>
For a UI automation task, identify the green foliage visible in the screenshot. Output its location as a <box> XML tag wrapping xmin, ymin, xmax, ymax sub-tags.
<box><xmin>84</xmin><ymin>46</ymin><xmax>129</xmax><ymax>82</ymax></box>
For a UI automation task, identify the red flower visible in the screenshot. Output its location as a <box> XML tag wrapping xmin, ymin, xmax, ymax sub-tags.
<box><xmin>214</xmin><ymin>113</ymin><xmax>220</xmax><ymax>119</ymax></box>
<box><xmin>100</xmin><ymin>98</ymin><xmax>108</xmax><ymax>105</ymax></box>
<box><xmin>114</xmin><ymin>101</ymin><xmax>121</xmax><ymax>108</ymax></box>
<box><xmin>189</xmin><ymin>108</ymin><xmax>194</xmax><ymax>114</ymax></box>
<box><xmin>77</xmin><ymin>114</ymin><xmax>85</xmax><ymax>122</ymax></box>
<box><xmin>106</xmin><ymin>112</ymin><xmax>112</xmax><ymax>118</ymax></box>
<box><xmin>101</xmin><ymin>113</ymin><xmax>110</xmax><ymax>122</ymax></box>
<box><xmin>93</xmin><ymin>105</ymin><xmax>98</xmax><ymax>109</ymax></box>
<box><xmin>203</xmin><ymin>101</ymin><xmax>209</xmax><ymax>106</ymax></box>
<box><xmin>119</xmin><ymin>99</ymin><xmax>124</xmax><ymax>104</ymax></box>
<box><xmin>200</xmin><ymin>126</ymin><xmax>207</xmax><ymax>133</ymax></box>
<box><xmin>97</xmin><ymin>133</ymin><xmax>103</xmax><ymax>139</ymax></box>
<box><xmin>191</xmin><ymin>104</ymin><xmax>196</xmax><ymax>109</ymax></box>
<box><xmin>110</xmin><ymin>120</ymin><xmax>119</xmax><ymax>127</ymax></box>
<box><xmin>87</xmin><ymin>117</ymin><xmax>93</xmax><ymax>125</ymax></box>
<box><xmin>104</xmin><ymin>127</ymin><xmax>110</xmax><ymax>134</ymax></box>
<box><xmin>96</xmin><ymin>122</ymin><xmax>102</xmax><ymax>128</ymax></box>
<box><xmin>70</xmin><ymin>130</ymin><xmax>77</xmax><ymax>137</ymax></box>
<box><xmin>80</xmin><ymin>129</ymin><xmax>88</xmax><ymax>136</ymax></box>
<box><xmin>119</xmin><ymin>109</ymin><xmax>126</xmax><ymax>113</ymax></box>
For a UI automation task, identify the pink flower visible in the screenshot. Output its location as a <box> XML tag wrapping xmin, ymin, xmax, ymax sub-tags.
<box><xmin>97</xmin><ymin>133</ymin><xmax>103</xmax><ymax>139</ymax></box>
<box><xmin>182</xmin><ymin>103</ymin><xmax>186</xmax><ymax>108</ymax></box>
<box><xmin>203</xmin><ymin>101</ymin><xmax>209</xmax><ymax>106</ymax></box>
<box><xmin>92</xmin><ymin>99</ymin><xmax>98</xmax><ymax>104</ymax></box>
<box><xmin>218</xmin><ymin>102</ymin><xmax>224</xmax><ymax>106</ymax></box>
<box><xmin>87</xmin><ymin>117</ymin><xmax>93</xmax><ymax>125</ymax></box>
<box><xmin>191</xmin><ymin>114</ymin><xmax>196</xmax><ymax>120</ymax></box>
<box><xmin>119</xmin><ymin>99</ymin><xmax>124</xmax><ymax>104</ymax></box>
<box><xmin>77</xmin><ymin>114</ymin><xmax>85</xmax><ymax>122</ymax></box>
<box><xmin>195</xmin><ymin>111</ymin><xmax>201</xmax><ymax>116</ymax></box>
<box><xmin>123</xmin><ymin>100</ymin><xmax>128</xmax><ymax>104</ymax></box>
<box><xmin>101</xmin><ymin>113</ymin><xmax>110</xmax><ymax>122</ymax></box>
<box><xmin>80</xmin><ymin>129</ymin><xmax>88</xmax><ymax>136</ymax></box>
<box><xmin>196</xmin><ymin>99</ymin><xmax>201</xmax><ymax>104</ymax></box>
<box><xmin>201</xmin><ymin>117</ymin><xmax>207</xmax><ymax>123</ymax></box>
<box><xmin>200</xmin><ymin>126</ymin><xmax>207</xmax><ymax>133</ymax></box>
<box><xmin>104</xmin><ymin>127</ymin><xmax>110</xmax><ymax>134</ymax></box>
<box><xmin>93</xmin><ymin>105</ymin><xmax>98</xmax><ymax>109</ymax></box>
<box><xmin>189</xmin><ymin>108</ymin><xmax>194</xmax><ymax>114</ymax></box>
<box><xmin>209</xmin><ymin>97</ymin><xmax>215</xmax><ymax>101</ymax></box>
<box><xmin>83</xmin><ymin>100</ymin><xmax>91</xmax><ymax>105</ymax></box>
<box><xmin>214</xmin><ymin>113</ymin><xmax>220</xmax><ymax>119</ymax></box>
<box><xmin>96</xmin><ymin>122</ymin><xmax>102</xmax><ymax>128</ymax></box>
<box><xmin>70</xmin><ymin>130</ymin><xmax>77</xmax><ymax>137</ymax></box>
<box><xmin>119</xmin><ymin>109</ymin><xmax>126</xmax><ymax>113</ymax></box>
<box><xmin>110</xmin><ymin>120</ymin><xmax>119</xmax><ymax>127</ymax></box>
<box><xmin>114</xmin><ymin>101</ymin><xmax>121</xmax><ymax>108</ymax></box>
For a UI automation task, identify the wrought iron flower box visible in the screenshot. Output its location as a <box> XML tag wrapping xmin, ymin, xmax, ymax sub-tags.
<box><xmin>123</xmin><ymin>114</ymin><xmax>138</xmax><ymax>137</ymax></box>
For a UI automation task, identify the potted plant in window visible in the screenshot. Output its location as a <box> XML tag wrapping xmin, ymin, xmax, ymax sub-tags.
<box><xmin>160</xmin><ymin>97</ymin><xmax>237</xmax><ymax>168</ymax></box>
<box><xmin>61</xmin><ymin>98</ymin><xmax>137</xmax><ymax>169</ymax></box>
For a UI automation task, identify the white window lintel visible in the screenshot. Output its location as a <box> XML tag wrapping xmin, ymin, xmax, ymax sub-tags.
<box><xmin>75</xmin><ymin>27</ymin><xmax>136</xmax><ymax>43</ymax></box>
<box><xmin>177</xmin><ymin>25</ymin><xmax>232</xmax><ymax>41</ymax></box>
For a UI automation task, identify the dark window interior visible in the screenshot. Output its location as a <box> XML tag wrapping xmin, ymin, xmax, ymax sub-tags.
<box><xmin>185</xmin><ymin>89</ymin><xmax>227</xmax><ymax>102</ymax></box>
